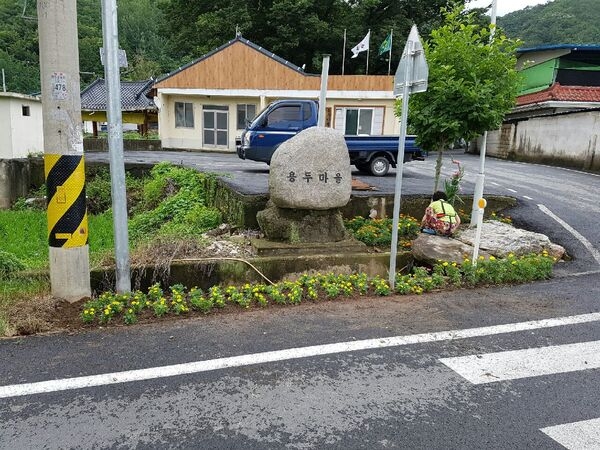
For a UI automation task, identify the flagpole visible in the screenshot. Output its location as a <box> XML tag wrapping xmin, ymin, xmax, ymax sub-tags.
<box><xmin>366</xmin><ymin>29</ymin><xmax>370</xmax><ymax>75</ymax></box>
<box><xmin>342</xmin><ymin>29</ymin><xmax>346</xmax><ymax>75</ymax></box>
<box><xmin>387</xmin><ymin>29</ymin><xmax>393</xmax><ymax>75</ymax></box>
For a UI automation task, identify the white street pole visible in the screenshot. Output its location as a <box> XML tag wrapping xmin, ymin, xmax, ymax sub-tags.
<box><xmin>389</xmin><ymin>39</ymin><xmax>413</xmax><ymax>290</ymax></box>
<box><xmin>318</xmin><ymin>55</ymin><xmax>330</xmax><ymax>127</ymax></box>
<box><xmin>101</xmin><ymin>0</ymin><xmax>131</xmax><ymax>293</ymax></box>
<box><xmin>366</xmin><ymin>29</ymin><xmax>370</xmax><ymax>75</ymax></box>
<box><xmin>470</xmin><ymin>0</ymin><xmax>498</xmax><ymax>227</ymax></box>
<box><xmin>342</xmin><ymin>29</ymin><xmax>346</xmax><ymax>76</ymax></box>
<box><xmin>387</xmin><ymin>29</ymin><xmax>393</xmax><ymax>76</ymax></box>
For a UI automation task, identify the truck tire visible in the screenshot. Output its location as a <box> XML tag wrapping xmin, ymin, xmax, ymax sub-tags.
<box><xmin>369</xmin><ymin>156</ymin><xmax>390</xmax><ymax>176</ymax></box>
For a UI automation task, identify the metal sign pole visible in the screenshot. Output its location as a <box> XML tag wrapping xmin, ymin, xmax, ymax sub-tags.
<box><xmin>388</xmin><ymin>25</ymin><xmax>428</xmax><ymax>290</ymax></box>
<box><xmin>318</xmin><ymin>55</ymin><xmax>330</xmax><ymax>127</ymax></box>
<box><xmin>101</xmin><ymin>0</ymin><xmax>131</xmax><ymax>293</ymax></box>
<box><xmin>389</xmin><ymin>40</ymin><xmax>413</xmax><ymax>289</ymax></box>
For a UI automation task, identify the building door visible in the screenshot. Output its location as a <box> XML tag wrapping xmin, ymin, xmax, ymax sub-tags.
<box><xmin>203</xmin><ymin>105</ymin><xmax>228</xmax><ymax>147</ymax></box>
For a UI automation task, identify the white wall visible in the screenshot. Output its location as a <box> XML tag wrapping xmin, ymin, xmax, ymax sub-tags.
<box><xmin>484</xmin><ymin>110</ymin><xmax>600</xmax><ymax>171</ymax></box>
<box><xmin>0</xmin><ymin>93</ymin><xmax>44</xmax><ymax>158</ymax></box>
<box><xmin>0</xmin><ymin>99</ymin><xmax>12</xmax><ymax>158</ymax></box>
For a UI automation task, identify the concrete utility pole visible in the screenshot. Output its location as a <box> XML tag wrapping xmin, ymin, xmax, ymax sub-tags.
<box><xmin>37</xmin><ymin>0</ymin><xmax>91</xmax><ymax>300</ymax></box>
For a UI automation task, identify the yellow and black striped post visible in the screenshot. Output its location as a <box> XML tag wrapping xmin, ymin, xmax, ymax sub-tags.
<box><xmin>38</xmin><ymin>0</ymin><xmax>90</xmax><ymax>300</ymax></box>
<box><xmin>45</xmin><ymin>154</ymin><xmax>88</xmax><ymax>248</ymax></box>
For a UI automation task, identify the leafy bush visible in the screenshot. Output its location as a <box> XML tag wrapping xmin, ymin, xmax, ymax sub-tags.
<box><xmin>0</xmin><ymin>250</ymin><xmax>26</xmax><ymax>278</ymax></box>
<box><xmin>86</xmin><ymin>168</ymin><xmax>113</xmax><ymax>214</ymax></box>
<box><xmin>345</xmin><ymin>215</ymin><xmax>420</xmax><ymax>247</ymax></box>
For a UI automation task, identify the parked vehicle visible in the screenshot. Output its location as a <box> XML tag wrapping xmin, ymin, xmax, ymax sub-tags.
<box><xmin>236</xmin><ymin>99</ymin><xmax>424</xmax><ymax>176</ymax></box>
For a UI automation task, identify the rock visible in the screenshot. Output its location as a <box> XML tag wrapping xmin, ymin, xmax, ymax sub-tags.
<box><xmin>411</xmin><ymin>234</ymin><xmax>490</xmax><ymax>265</ymax></box>
<box><xmin>256</xmin><ymin>201</ymin><xmax>349</xmax><ymax>243</ymax></box>
<box><xmin>205</xmin><ymin>223</ymin><xmax>232</xmax><ymax>237</ymax></box>
<box><xmin>25</xmin><ymin>197</ymin><xmax>46</xmax><ymax>208</ymax></box>
<box><xmin>456</xmin><ymin>221</ymin><xmax>565</xmax><ymax>259</ymax></box>
<box><xmin>269</xmin><ymin>127</ymin><xmax>351</xmax><ymax>210</ymax></box>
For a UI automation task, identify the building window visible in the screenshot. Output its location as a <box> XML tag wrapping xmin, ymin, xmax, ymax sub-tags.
<box><xmin>22</xmin><ymin>105</ymin><xmax>30</xmax><ymax>116</ymax></box>
<box><xmin>334</xmin><ymin>107</ymin><xmax>384</xmax><ymax>135</ymax></box>
<box><xmin>175</xmin><ymin>102</ymin><xmax>194</xmax><ymax>128</ymax></box>
<box><xmin>237</xmin><ymin>104</ymin><xmax>256</xmax><ymax>129</ymax></box>
<box><xmin>345</xmin><ymin>108</ymin><xmax>373</xmax><ymax>135</ymax></box>
<box><xmin>203</xmin><ymin>105</ymin><xmax>228</xmax><ymax>147</ymax></box>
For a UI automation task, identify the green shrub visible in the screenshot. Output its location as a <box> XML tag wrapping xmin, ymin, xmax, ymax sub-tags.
<box><xmin>85</xmin><ymin>168</ymin><xmax>113</xmax><ymax>214</ymax></box>
<box><xmin>0</xmin><ymin>251</ymin><xmax>26</xmax><ymax>278</ymax></box>
<box><xmin>128</xmin><ymin>163</ymin><xmax>221</xmax><ymax>240</ymax></box>
<box><xmin>345</xmin><ymin>216</ymin><xmax>420</xmax><ymax>247</ymax></box>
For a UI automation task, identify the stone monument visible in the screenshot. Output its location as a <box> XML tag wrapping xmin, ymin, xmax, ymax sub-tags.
<box><xmin>256</xmin><ymin>127</ymin><xmax>352</xmax><ymax>243</ymax></box>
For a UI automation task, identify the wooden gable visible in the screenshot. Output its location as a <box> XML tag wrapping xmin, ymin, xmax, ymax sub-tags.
<box><xmin>155</xmin><ymin>40</ymin><xmax>318</xmax><ymax>90</ymax></box>
<box><xmin>155</xmin><ymin>38</ymin><xmax>394</xmax><ymax>93</ymax></box>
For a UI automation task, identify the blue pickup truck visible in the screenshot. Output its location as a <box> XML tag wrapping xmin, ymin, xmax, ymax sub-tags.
<box><xmin>236</xmin><ymin>99</ymin><xmax>423</xmax><ymax>176</ymax></box>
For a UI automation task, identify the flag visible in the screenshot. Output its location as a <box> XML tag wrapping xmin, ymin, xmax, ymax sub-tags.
<box><xmin>351</xmin><ymin>31</ymin><xmax>370</xmax><ymax>58</ymax></box>
<box><xmin>378</xmin><ymin>32</ymin><xmax>392</xmax><ymax>56</ymax></box>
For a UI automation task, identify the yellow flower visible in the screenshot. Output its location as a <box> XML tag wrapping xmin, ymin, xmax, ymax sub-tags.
<box><xmin>128</xmin><ymin>309</ymin><xmax>133</xmax><ymax>314</ymax></box>
<box><xmin>442</xmin><ymin>261</ymin><xmax>449</xmax><ymax>267</ymax></box>
<box><xmin>479</xmin><ymin>256</ymin><xmax>485</xmax><ymax>261</ymax></box>
<box><xmin>489</xmin><ymin>256</ymin><xmax>496</xmax><ymax>261</ymax></box>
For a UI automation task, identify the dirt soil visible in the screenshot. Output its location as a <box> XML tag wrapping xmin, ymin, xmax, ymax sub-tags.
<box><xmin>3</xmin><ymin>228</ymin><xmax>265</xmax><ymax>337</ymax></box>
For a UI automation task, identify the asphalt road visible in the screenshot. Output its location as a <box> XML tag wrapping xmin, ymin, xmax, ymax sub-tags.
<box><xmin>1</xmin><ymin>273</ymin><xmax>599</xmax><ymax>448</ymax></box>
<box><xmin>2</xmin><ymin>150</ymin><xmax>597</xmax><ymax>449</ymax></box>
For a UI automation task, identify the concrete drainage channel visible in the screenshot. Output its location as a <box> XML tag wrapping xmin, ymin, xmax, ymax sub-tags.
<box><xmin>90</xmin><ymin>176</ymin><xmax>517</xmax><ymax>293</ymax></box>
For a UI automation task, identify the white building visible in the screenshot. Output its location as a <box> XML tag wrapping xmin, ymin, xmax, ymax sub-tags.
<box><xmin>152</xmin><ymin>36</ymin><xmax>400</xmax><ymax>152</ymax></box>
<box><xmin>0</xmin><ymin>92</ymin><xmax>44</xmax><ymax>158</ymax></box>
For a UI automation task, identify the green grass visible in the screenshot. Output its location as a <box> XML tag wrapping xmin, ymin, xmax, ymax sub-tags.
<box><xmin>0</xmin><ymin>210</ymin><xmax>117</xmax><ymax>270</ymax></box>
<box><xmin>0</xmin><ymin>210</ymin><xmax>47</xmax><ymax>269</ymax></box>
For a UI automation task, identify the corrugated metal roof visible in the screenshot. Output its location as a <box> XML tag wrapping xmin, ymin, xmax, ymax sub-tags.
<box><xmin>80</xmin><ymin>78</ymin><xmax>156</xmax><ymax>111</ymax></box>
<box><xmin>516</xmin><ymin>82</ymin><xmax>600</xmax><ymax>106</ymax></box>
<box><xmin>518</xmin><ymin>44</ymin><xmax>600</xmax><ymax>54</ymax></box>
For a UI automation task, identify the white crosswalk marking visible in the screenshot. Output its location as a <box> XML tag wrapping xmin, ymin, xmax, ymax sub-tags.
<box><xmin>541</xmin><ymin>418</ymin><xmax>600</xmax><ymax>449</ymax></box>
<box><xmin>439</xmin><ymin>340</ymin><xmax>600</xmax><ymax>384</ymax></box>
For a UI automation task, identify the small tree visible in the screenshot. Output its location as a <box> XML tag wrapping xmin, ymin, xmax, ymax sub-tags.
<box><xmin>402</xmin><ymin>4</ymin><xmax>521</xmax><ymax>191</ymax></box>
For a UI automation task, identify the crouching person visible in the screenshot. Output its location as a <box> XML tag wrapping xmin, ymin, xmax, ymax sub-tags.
<box><xmin>421</xmin><ymin>191</ymin><xmax>460</xmax><ymax>237</ymax></box>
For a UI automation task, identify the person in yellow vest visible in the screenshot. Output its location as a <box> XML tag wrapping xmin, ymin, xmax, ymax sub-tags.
<box><xmin>421</xmin><ymin>191</ymin><xmax>461</xmax><ymax>236</ymax></box>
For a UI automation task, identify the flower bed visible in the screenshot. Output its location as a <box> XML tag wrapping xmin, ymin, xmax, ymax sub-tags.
<box><xmin>81</xmin><ymin>252</ymin><xmax>555</xmax><ymax>326</ymax></box>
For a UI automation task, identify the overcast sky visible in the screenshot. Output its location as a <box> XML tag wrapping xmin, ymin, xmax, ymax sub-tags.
<box><xmin>467</xmin><ymin>0</ymin><xmax>551</xmax><ymax>17</ymax></box>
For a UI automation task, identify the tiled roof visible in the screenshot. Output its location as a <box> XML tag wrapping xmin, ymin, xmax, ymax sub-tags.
<box><xmin>80</xmin><ymin>79</ymin><xmax>156</xmax><ymax>111</ymax></box>
<box><xmin>516</xmin><ymin>83</ymin><xmax>600</xmax><ymax>106</ymax></box>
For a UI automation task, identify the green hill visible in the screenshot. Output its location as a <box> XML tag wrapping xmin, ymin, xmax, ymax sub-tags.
<box><xmin>498</xmin><ymin>0</ymin><xmax>600</xmax><ymax>47</ymax></box>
